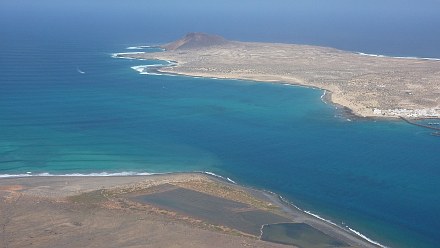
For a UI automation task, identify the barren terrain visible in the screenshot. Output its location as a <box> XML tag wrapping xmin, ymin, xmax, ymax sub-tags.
<box><xmin>121</xmin><ymin>34</ymin><xmax>440</xmax><ymax>118</ymax></box>
<box><xmin>0</xmin><ymin>174</ymin><xmax>378</xmax><ymax>248</ymax></box>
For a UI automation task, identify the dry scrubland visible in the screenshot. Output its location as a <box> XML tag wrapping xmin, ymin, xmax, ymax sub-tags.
<box><xmin>125</xmin><ymin>37</ymin><xmax>440</xmax><ymax>118</ymax></box>
<box><xmin>0</xmin><ymin>174</ymin><xmax>377</xmax><ymax>248</ymax></box>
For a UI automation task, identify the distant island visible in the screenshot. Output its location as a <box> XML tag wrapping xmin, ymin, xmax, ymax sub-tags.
<box><xmin>118</xmin><ymin>32</ymin><xmax>440</xmax><ymax>119</ymax></box>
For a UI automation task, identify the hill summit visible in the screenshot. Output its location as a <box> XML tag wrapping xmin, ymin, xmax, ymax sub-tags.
<box><xmin>162</xmin><ymin>32</ymin><xmax>228</xmax><ymax>50</ymax></box>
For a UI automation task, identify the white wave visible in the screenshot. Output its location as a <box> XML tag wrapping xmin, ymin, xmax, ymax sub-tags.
<box><xmin>276</xmin><ymin>193</ymin><xmax>389</xmax><ymax>248</ymax></box>
<box><xmin>226</xmin><ymin>177</ymin><xmax>236</xmax><ymax>184</ymax></box>
<box><xmin>303</xmin><ymin>210</ymin><xmax>389</xmax><ymax>248</ymax></box>
<box><xmin>278</xmin><ymin>194</ymin><xmax>303</xmax><ymax>211</ymax></box>
<box><xmin>126</xmin><ymin>45</ymin><xmax>152</xmax><ymax>50</ymax></box>
<box><xmin>357</xmin><ymin>52</ymin><xmax>440</xmax><ymax>61</ymax></box>
<box><xmin>202</xmin><ymin>171</ymin><xmax>237</xmax><ymax>184</ymax></box>
<box><xmin>130</xmin><ymin>61</ymin><xmax>176</xmax><ymax>76</ymax></box>
<box><xmin>3</xmin><ymin>167</ymin><xmax>387</xmax><ymax>248</ymax></box>
<box><xmin>163</xmin><ymin>60</ymin><xmax>177</xmax><ymax>66</ymax></box>
<box><xmin>203</xmin><ymin>171</ymin><xmax>222</xmax><ymax>177</ymax></box>
<box><xmin>0</xmin><ymin>173</ymin><xmax>33</xmax><ymax>178</ymax></box>
<box><xmin>304</xmin><ymin>210</ymin><xmax>340</xmax><ymax>227</ymax></box>
<box><xmin>130</xmin><ymin>65</ymin><xmax>146</xmax><ymax>73</ymax></box>
<box><xmin>140</xmin><ymin>72</ymin><xmax>164</xmax><ymax>76</ymax></box>
<box><xmin>6</xmin><ymin>170</ymin><xmax>237</xmax><ymax>183</ymax></box>
<box><xmin>131</xmin><ymin>64</ymin><xmax>167</xmax><ymax>76</ymax></box>
<box><xmin>357</xmin><ymin>52</ymin><xmax>386</xmax><ymax>58</ymax></box>
<box><xmin>111</xmin><ymin>52</ymin><xmax>145</xmax><ymax>59</ymax></box>
<box><xmin>0</xmin><ymin>171</ymin><xmax>154</xmax><ymax>178</ymax></box>
<box><xmin>349</xmin><ymin>228</ymin><xmax>389</xmax><ymax>248</ymax></box>
<box><xmin>126</xmin><ymin>46</ymin><xmax>165</xmax><ymax>52</ymax></box>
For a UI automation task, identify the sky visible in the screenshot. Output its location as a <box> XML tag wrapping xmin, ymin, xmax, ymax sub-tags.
<box><xmin>1</xmin><ymin>0</ymin><xmax>440</xmax><ymax>56</ymax></box>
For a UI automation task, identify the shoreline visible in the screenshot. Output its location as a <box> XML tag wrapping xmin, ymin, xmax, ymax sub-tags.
<box><xmin>113</xmin><ymin>56</ymin><xmax>366</xmax><ymax>120</ymax></box>
<box><xmin>118</xmin><ymin>54</ymin><xmax>440</xmax><ymax>127</ymax></box>
<box><xmin>1</xmin><ymin>172</ymin><xmax>383</xmax><ymax>248</ymax></box>
<box><xmin>211</xmin><ymin>175</ymin><xmax>388</xmax><ymax>248</ymax></box>
<box><xmin>151</xmin><ymin>64</ymin><xmax>439</xmax><ymax>122</ymax></box>
<box><xmin>127</xmin><ymin>60</ymin><xmax>409</xmax><ymax>123</ymax></box>
<box><xmin>114</xmin><ymin>39</ymin><xmax>440</xmax><ymax>120</ymax></box>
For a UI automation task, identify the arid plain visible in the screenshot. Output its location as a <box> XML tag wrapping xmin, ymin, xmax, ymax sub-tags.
<box><xmin>122</xmin><ymin>33</ymin><xmax>440</xmax><ymax>119</ymax></box>
<box><xmin>0</xmin><ymin>174</ymin><xmax>378</xmax><ymax>248</ymax></box>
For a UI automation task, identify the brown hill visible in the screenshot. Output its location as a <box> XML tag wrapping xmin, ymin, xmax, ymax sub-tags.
<box><xmin>162</xmin><ymin>32</ymin><xmax>228</xmax><ymax>50</ymax></box>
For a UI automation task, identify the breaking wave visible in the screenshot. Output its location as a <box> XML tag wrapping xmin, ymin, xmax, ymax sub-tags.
<box><xmin>0</xmin><ymin>171</ymin><xmax>155</xmax><ymax>178</ymax></box>
<box><xmin>357</xmin><ymin>52</ymin><xmax>440</xmax><ymax>61</ymax></box>
<box><xmin>202</xmin><ymin>171</ymin><xmax>237</xmax><ymax>184</ymax></box>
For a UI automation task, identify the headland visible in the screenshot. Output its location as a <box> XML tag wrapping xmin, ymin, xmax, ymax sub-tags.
<box><xmin>117</xmin><ymin>32</ymin><xmax>440</xmax><ymax>119</ymax></box>
<box><xmin>0</xmin><ymin>173</ymin><xmax>380</xmax><ymax>248</ymax></box>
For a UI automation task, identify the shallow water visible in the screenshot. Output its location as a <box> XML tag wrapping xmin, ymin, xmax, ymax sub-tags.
<box><xmin>1</xmin><ymin>40</ymin><xmax>439</xmax><ymax>248</ymax></box>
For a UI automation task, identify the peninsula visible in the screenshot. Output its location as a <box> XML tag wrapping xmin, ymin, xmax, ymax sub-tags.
<box><xmin>118</xmin><ymin>32</ymin><xmax>440</xmax><ymax>119</ymax></box>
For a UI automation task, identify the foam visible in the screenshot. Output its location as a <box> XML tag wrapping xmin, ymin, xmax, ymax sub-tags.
<box><xmin>130</xmin><ymin>60</ymin><xmax>177</xmax><ymax>76</ymax></box>
<box><xmin>203</xmin><ymin>171</ymin><xmax>237</xmax><ymax>184</ymax></box>
<box><xmin>277</xmin><ymin>193</ymin><xmax>389</xmax><ymax>248</ymax></box>
<box><xmin>349</xmin><ymin>228</ymin><xmax>389</xmax><ymax>248</ymax></box>
<box><xmin>126</xmin><ymin>45</ymin><xmax>152</xmax><ymax>50</ymax></box>
<box><xmin>111</xmin><ymin>52</ymin><xmax>145</xmax><ymax>59</ymax></box>
<box><xmin>303</xmin><ymin>211</ymin><xmax>388</xmax><ymax>247</ymax></box>
<box><xmin>278</xmin><ymin>194</ymin><xmax>302</xmax><ymax>211</ymax></box>
<box><xmin>0</xmin><ymin>169</ymin><xmax>388</xmax><ymax>247</ymax></box>
<box><xmin>357</xmin><ymin>52</ymin><xmax>440</xmax><ymax>61</ymax></box>
<box><xmin>131</xmin><ymin>65</ymin><xmax>167</xmax><ymax>76</ymax></box>
<box><xmin>125</xmin><ymin>46</ymin><xmax>165</xmax><ymax>53</ymax></box>
<box><xmin>226</xmin><ymin>177</ymin><xmax>236</xmax><ymax>184</ymax></box>
<box><xmin>0</xmin><ymin>171</ymin><xmax>154</xmax><ymax>178</ymax></box>
<box><xmin>304</xmin><ymin>210</ymin><xmax>340</xmax><ymax>227</ymax></box>
<box><xmin>112</xmin><ymin>50</ymin><xmax>176</xmax><ymax>77</ymax></box>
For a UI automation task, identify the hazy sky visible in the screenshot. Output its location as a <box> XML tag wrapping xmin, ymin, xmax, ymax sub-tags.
<box><xmin>1</xmin><ymin>0</ymin><xmax>439</xmax><ymax>56</ymax></box>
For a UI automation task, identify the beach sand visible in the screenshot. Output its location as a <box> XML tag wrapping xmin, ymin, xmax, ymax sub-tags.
<box><xmin>0</xmin><ymin>173</ymin><xmax>379</xmax><ymax>248</ymax></box>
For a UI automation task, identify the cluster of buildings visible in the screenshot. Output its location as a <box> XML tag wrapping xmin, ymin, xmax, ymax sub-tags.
<box><xmin>373</xmin><ymin>108</ymin><xmax>440</xmax><ymax>118</ymax></box>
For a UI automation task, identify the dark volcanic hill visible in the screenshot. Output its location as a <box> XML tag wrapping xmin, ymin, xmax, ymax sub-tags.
<box><xmin>162</xmin><ymin>32</ymin><xmax>229</xmax><ymax>50</ymax></box>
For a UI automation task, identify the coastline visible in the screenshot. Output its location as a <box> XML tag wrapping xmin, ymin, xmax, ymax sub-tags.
<box><xmin>117</xmin><ymin>52</ymin><xmax>440</xmax><ymax>128</ymax></box>
<box><xmin>0</xmin><ymin>172</ymin><xmax>382</xmax><ymax>248</ymax></box>
<box><xmin>115</xmin><ymin>40</ymin><xmax>440</xmax><ymax>120</ymax></box>
<box><xmin>126</xmin><ymin>61</ymin><xmax>400</xmax><ymax>123</ymax></box>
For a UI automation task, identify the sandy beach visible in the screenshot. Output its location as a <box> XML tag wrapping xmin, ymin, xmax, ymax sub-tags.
<box><xmin>0</xmin><ymin>173</ymin><xmax>380</xmax><ymax>248</ymax></box>
<box><xmin>119</xmin><ymin>34</ymin><xmax>440</xmax><ymax>119</ymax></box>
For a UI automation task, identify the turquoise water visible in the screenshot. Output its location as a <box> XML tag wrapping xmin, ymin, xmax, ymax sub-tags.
<box><xmin>1</xmin><ymin>42</ymin><xmax>439</xmax><ymax>248</ymax></box>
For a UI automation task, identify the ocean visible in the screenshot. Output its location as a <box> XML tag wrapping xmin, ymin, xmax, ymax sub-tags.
<box><xmin>1</xmin><ymin>1</ymin><xmax>440</xmax><ymax>247</ymax></box>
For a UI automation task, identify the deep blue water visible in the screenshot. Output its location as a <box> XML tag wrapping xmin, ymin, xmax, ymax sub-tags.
<box><xmin>1</xmin><ymin>40</ymin><xmax>439</xmax><ymax>248</ymax></box>
<box><xmin>1</xmin><ymin>1</ymin><xmax>440</xmax><ymax>247</ymax></box>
